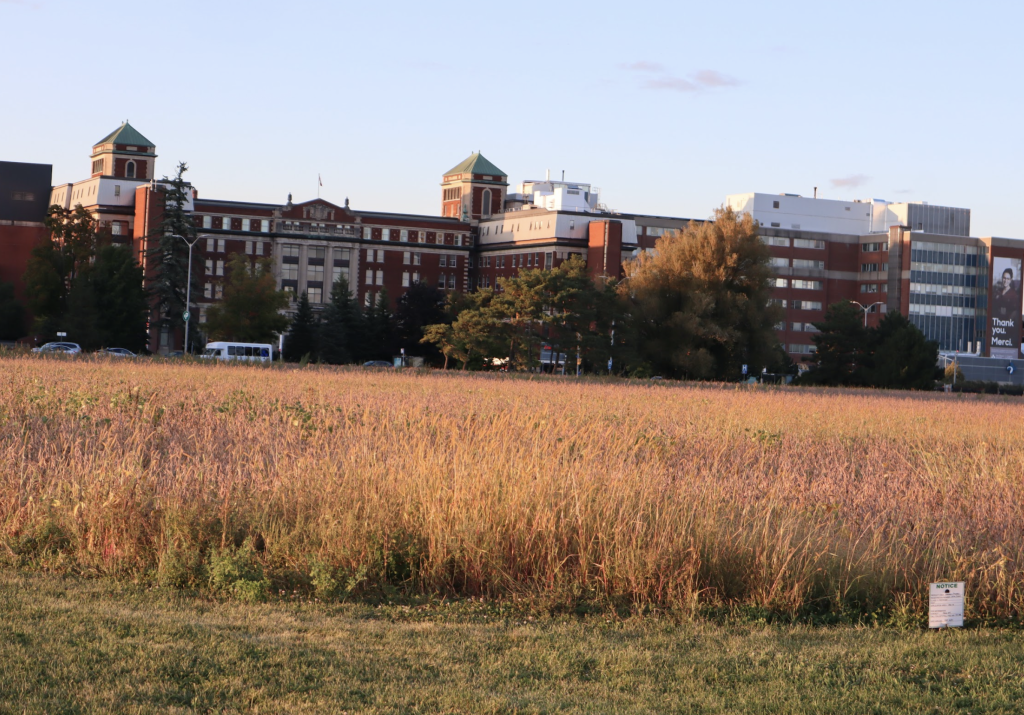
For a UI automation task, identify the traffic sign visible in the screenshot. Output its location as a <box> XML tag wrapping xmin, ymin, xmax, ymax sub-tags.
<box><xmin>1007</xmin><ymin>364</ymin><xmax>1015</xmax><ymax>375</ymax></box>
<box><xmin>741</xmin><ymin>364</ymin><xmax>748</xmax><ymax>376</ymax></box>
<box><xmin>183</xmin><ymin>311</ymin><xmax>191</xmax><ymax>322</ymax></box>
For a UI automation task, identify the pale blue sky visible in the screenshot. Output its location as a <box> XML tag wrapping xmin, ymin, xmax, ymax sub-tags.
<box><xmin>2</xmin><ymin>0</ymin><xmax>1021</xmax><ymax>237</ymax></box>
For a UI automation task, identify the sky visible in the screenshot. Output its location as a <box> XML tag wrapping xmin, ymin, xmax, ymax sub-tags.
<box><xmin>2</xmin><ymin>0</ymin><xmax>1022</xmax><ymax>237</ymax></box>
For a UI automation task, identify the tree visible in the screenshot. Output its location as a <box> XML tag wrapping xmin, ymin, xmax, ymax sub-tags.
<box><xmin>394</xmin><ymin>282</ymin><xmax>449</xmax><ymax>365</ymax></box>
<box><xmin>0</xmin><ymin>282</ymin><xmax>26</xmax><ymax>341</ymax></box>
<box><xmin>205</xmin><ymin>255</ymin><xmax>290</xmax><ymax>344</ymax></box>
<box><xmin>90</xmin><ymin>245</ymin><xmax>149</xmax><ymax>351</ymax></box>
<box><xmin>283</xmin><ymin>291</ymin><xmax>317</xmax><ymax>362</ymax></box>
<box><xmin>24</xmin><ymin>205</ymin><xmax>98</xmax><ymax>336</ymax></box>
<box><xmin>147</xmin><ymin>162</ymin><xmax>200</xmax><ymax>347</ymax></box>
<box><xmin>319</xmin><ymin>276</ymin><xmax>363</xmax><ymax>365</ymax></box>
<box><xmin>363</xmin><ymin>289</ymin><xmax>395</xmax><ymax>362</ymax></box>
<box><xmin>864</xmin><ymin>312</ymin><xmax>940</xmax><ymax>390</ymax></box>
<box><xmin>422</xmin><ymin>289</ymin><xmax>505</xmax><ymax>370</ymax></box>
<box><xmin>621</xmin><ymin>207</ymin><xmax>783</xmax><ymax>380</ymax></box>
<box><xmin>802</xmin><ymin>300</ymin><xmax>869</xmax><ymax>386</ymax></box>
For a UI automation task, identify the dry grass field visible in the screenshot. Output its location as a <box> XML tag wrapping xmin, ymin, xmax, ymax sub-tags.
<box><xmin>1</xmin><ymin>354</ymin><xmax>1023</xmax><ymax>623</ymax></box>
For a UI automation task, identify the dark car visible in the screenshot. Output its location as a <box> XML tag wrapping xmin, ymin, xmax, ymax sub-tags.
<box><xmin>102</xmin><ymin>348</ymin><xmax>137</xmax><ymax>357</ymax></box>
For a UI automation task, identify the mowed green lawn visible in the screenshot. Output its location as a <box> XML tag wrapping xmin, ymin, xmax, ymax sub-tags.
<box><xmin>1</xmin><ymin>574</ymin><xmax>1022</xmax><ymax>714</ymax></box>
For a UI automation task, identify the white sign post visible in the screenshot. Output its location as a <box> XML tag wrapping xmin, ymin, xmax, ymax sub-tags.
<box><xmin>929</xmin><ymin>582</ymin><xmax>964</xmax><ymax>628</ymax></box>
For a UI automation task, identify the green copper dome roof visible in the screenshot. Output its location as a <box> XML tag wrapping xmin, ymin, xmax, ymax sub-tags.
<box><xmin>94</xmin><ymin>122</ymin><xmax>155</xmax><ymax>148</ymax></box>
<box><xmin>444</xmin><ymin>152</ymin><xmax>506</xmax><ymax>178</ymax></box>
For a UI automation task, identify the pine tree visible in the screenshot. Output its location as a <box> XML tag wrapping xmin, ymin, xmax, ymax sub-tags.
<box><xmin>394</xmin><ymin>281</ymin><xmax>448</xmax><ymax>365</ymax></box>
<box><xmin>91</xmin><ymin>245</ymin><xmax>150</xmax><ymax>351</ymax></box>
<box><xmin>865</xmin><ymin>312</ymin><xmax>940</xmax><ymax>390</ymax></box>
<box><xmin>146</xmin><ymin>162</ymin><xmax>200</xmax><ymax>347</ymax></box>
<box><xmin>25</xmin><ymin>205</ymin><xmax>97</xmax><ymax>336</ymax></box>
<box><xmin>319</xmin><ymin>276</ymin><xmax>361</xmax><ymax>364</ymax></box>
<box><xmin>363</xmin><ymin>289</ymin><xmax>395</xmax><ymax>361</ymax></box>
<box><xmin>283</xmin><ymin>291</ymin><xmax>317</xmax><ymax>362</ymax></box>
<box><xmin>803</xmin><ymin>300</ymin><xmax>869</xmax><ymax>386</ymax></box>
<box><xmin>0</xmin><ymin>282</ymin><xmax>25</xmax><ymax>341</ymax></box>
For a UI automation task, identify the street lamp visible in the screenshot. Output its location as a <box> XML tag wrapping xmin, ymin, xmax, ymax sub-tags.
<box><xmin>170</xmin><ymin>233</ymin><xmax>201</xmax><ymax>354</ymax></box>
<box><xmin>850</xmin><ymin>300</ymin><xmax>886</xmax><ymax>327</ymax></box>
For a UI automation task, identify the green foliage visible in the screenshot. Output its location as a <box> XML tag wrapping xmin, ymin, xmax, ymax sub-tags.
<box><xmin>146</xmin><ymin>162</ymin><xmax>200</xmax><ymax>343</ymax></box>
<box><xmin>89</xmin><ymin>245</ymin><xmax>150</xmax><ymax>351</ymax></box>
<box><xmin>318</xmin><ymin>276</ymin><xmax>361</xmax><ymax>365</ymax></box>
<box><xmin>394</xmin><ymin>281</ymin><xmax>448</xmax><ymax>365</ymax></box>
<box><xmin>943</xmin><ymin>361</ymin><xmax>965</xmax><ymax>384</ymax></box>
<box><xmin>363</xmin><ymin>289</ymin><xmax>396</xmax><ymax>361</ymax></box>
<box><xmin>208</xmin><ymin>540</ymin><xmax>269</xmax><ymax>602</ymax></box>
<box><xmin>204</xmin><ymin>254</ymin><xmax>289</xmax><ymax>344</ymax></box>
<box><xmin>25</xmin><ymin>205</ymin><xmax>98</xmax><ymax>336</ymax></box>
<box><xmin>283</xmin><ymin>291</ymin><xmax>317</xmax><ymax>362</ymax></box>
<box><xmin>620</xmin><ymin>207</ymin><xmax>784</xmax><ymax>380</ymax></box>
<box><xmin>0</xmin><ymin>281</ymin><xmax>26</xmax><ymax>341</ymax></box>
<box><xmin>801</xmin><ymin>303</ymin><xmax>940</xmax><ymax>390</ymax></box>
<box><xmin>157</xmin><ymin>545</ymin><xmax>206</xmax><ymax>589</ymax></box>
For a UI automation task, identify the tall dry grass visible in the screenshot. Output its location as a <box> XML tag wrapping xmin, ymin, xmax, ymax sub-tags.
<box><xmin>1</xmin><ymin>355</ymin><xmax>1022</xmax><ymax>620</ymax></box>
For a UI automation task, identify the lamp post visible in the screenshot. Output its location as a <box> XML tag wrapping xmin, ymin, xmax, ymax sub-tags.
<box><xmin>850</xmin><ymin>300</ymin><xmax>886</xmax><ymax>327</ymax></box>
<box><xmin>171</xmin><ymin>233</ymin><xmax>201</xmax><ymax>354</ymax></box>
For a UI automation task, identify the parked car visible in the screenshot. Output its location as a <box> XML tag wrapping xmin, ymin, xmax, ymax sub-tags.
<box><xmin>102</xmin><ymin>347</ymin><xmax>137</xmax><ymax>357</ymax></box>
<box><xmin>362</xmin><ymin>360</ymin><xmax>394</xmax><ymax>368</ymax></box>
<box><xmin>31</xmin><ymin>342</ymin><xmax>82</xmax><ymax>355</ymax></box>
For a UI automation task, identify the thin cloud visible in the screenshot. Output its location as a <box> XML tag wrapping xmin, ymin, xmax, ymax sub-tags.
<box><xmin>691</xmin><ymin>70</ymin><xmax>739</xmax><ymax>88</ymax></box>
<box><xmin>642</xmin><ymin>69</ymin><xmax>740</xmax><ymax>92</ymax></box>
<box><xmin>894</xmin><ymin>188</ymin><xmax>913</xmax><ymax>194</ymax></box>
<box><xmin>622</xmin><ymin>61</ymin><xmax>665</xmax><ymax>72</ymax></box>
<box><xmin>831</xmin><ymin>174</ymin><xmax>870</xmax><ymax>189</ymax></box>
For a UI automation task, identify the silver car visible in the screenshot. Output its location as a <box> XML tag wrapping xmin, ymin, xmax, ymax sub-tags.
<box><xmin>32</xmin><ymin>342</ymin><xmax>82</xmax><ymax>355</ymax></box>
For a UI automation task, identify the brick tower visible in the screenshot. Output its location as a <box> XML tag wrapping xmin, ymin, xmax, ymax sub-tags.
<box><xmin>441</xmin><ymin>153</ymin><xmax>507</xmax><ymax>222</ymax></box>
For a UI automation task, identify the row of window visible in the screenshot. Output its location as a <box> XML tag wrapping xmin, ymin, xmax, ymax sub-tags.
<box><xmin>788</xmin><ymin>344</ymin><xmax>817</xmax><ymax>354</ymax></box>
<box><xmin>861</xmin><ymin>263</ymin><xmax>881</xmax><ymax>272</ymax></box>
<box><xmin>771</xmin><ymin>257</ymin><xmax>826</xmax><ymax>269</ymax></box>
<box><xmin>862</xmin><ymin>242</ymin><xmax>888</xmax><ymax>252</ymax></box>
<box><xmin>909</xmin><ymin>248</ymin><xmax>981</xmax><ymax>267</ymax></box>
<box><xmin>773</xmin><ymin>278</ymin><xmax>824</xmax><ymax>290</ymax></box>
<box><xmin>202</xmin><ymin>216</ymin><xmax>271</xmax><ymax>233</ymax></box>
<box><xmin>771</xmin><ymin>299</ymin><xmax>823</xmax><ymax>311</ymax></box>
<box><xmin>764</xmin><ymin>237</ymin><xmax>825</xmax><ymax>250</ymax></box>
<box><xmin>909</xmin><ymin>270</ymin><xmax>979</xmax><ymax>288</ymax></box>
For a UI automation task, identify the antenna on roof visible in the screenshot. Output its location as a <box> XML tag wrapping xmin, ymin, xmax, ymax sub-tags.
<box><xmin>814</xmin><ymin>187</ymin><xmax>818</xmax><ymax>199</ymax></box>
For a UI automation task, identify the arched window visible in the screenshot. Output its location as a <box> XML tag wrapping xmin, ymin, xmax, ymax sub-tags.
<box><xmin>125</xmin><ymin>160</ymin><xmax>136</xmax><ymax>179</ymax></box>
<box><xmin>481</xmin><ymin>189</ymin><xmax>492</xmax><ymax>217</ymax></box>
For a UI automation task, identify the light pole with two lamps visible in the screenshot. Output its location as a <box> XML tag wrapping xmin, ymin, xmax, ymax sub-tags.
<box><xmin>850</xmin><ymin>300</ymin><xmax>886</xmax><ymax>327</ymax></box>
<box><xmin>170</xmin><ymin>233</ymin><xmax>201</xmax><ymax>355</ymax></box>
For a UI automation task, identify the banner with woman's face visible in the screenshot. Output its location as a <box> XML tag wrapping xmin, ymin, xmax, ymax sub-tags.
<box><xmin>990</xmin><ymin>256</ymin><xmax>1022</xmax><ymax>359</ymax></box>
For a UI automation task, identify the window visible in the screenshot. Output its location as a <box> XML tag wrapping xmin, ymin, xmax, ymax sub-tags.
<box><xmin>256</xmin><ymin>241</ymin><xmax>263</xmax><ymax>256</ymax></box>
<box><xmin>215</xmin><ymin>284</ymin><xmax>224</xmax><ymax>299</ymax></box>
<box><xmin>400</xmin><ymin>229</ymin><xmax>409</xmax><ymax>242</ymax></box>
<box><xmin>450</xmin><ymin>255</ymin><xmax>457</xmax><ymax>269</ymax></box>
<box><xmin>375</xmin><ymin>270</ymin><xmax>383</xmax><ymax>286</ymax></box>
<box><xmin>307</xmin><ymin>263</ymin><xmax>324</xmax><ymax>283</ymax></box>
<box><xmin>438</xmin><ymin>273</ymin><xmax>446</xmax><ymax>288</ymax></box>
<box><xmin>111</xmin><ymin>222</ymin><xmax>124</xmax><ymax>236</ymax></box>
<box><xmin>792</xmin><ymin>300</ymin><xmax>822</xmax><ymax>310</ymax></box>
<box><xmin>221</xmin><ymin>217</ymin><xmax>232</xmax><ymax>231</ymax></box>
<box><xmin>861</xmin><ymin>263</ymin><xmax>879</xmax><ymax>272</ymax></box>
<box><xmin>125</xmin><ymin>161</ymin><xmax>136</xmax><ymax>179</ymax></box>
<box><xmin>771</xmin><ymin>257</ymin><xmax>789</xmax><ymax>268</ymax></box>
<box><xmin>92</xmin><ymin>159</ymin><xmax>103</xmax><ymax>174</ymax></box>
<box><xmin>770</xmin><ymin>222</ymin><xmax>781</xmax><ymax>228</ymax></box>
<box><xmin>205</xmin><ymin>259</ymin><xmax>213</xmax><ymax>275</ymax></box>
<box><xmin>332</xmin><ymin>265</ymin><xmax>349</xmax><ymax>285</ymax></box>
<box><xmin>403</xmin><ymin>251</ymin><xmax>411</xmax><ymax>265</ymax></box>
<box><xmin>769</xmin><ymin>298</ymin><xmax>788</xmax><ymax>308</ymax></box>
<box><xmin>545</xmin><ymin>252</ymin><xmax>553</xmax><ymax>270</ymax></box>
<box><xmin>282</xmin><ymin>263</ymin><xmax>298</xmax><ymax>281</ymax></box>
<box><xmin>309</xmin><ymin>246</ymin><xmax>325</xmax><ymax>260</ymax></box>
<box><xmin>413</xmin><ymin>252</ymin><xmax>422</xmax><ymax>266</ymax></box>
<box><xmin>114</xmin><ymin>185</ymin><xmax>121</xmax><ymax>198</ymax></box>
<box><xmin>527</xmin><ymin>254</ymin><xmax>533</xmax><ymax>267</ymax></box>
<box><xmin>439</xmin><ymin>255</ymin><xmax>447</xmax><ymax>268</ymax></box>
<box><xmin>282</xmin><ymin>244</ymin><xmax>300</xmax><ymax>259</ymax></box>
<box><xmin>262</xmin><ymin>219</ymin><xmax>270</xmax><ymax>232</ymax></box>
<box><xmin>772</xmin><ymin>200</ymin><xmax>780</xmax><ymax>209</ymax></box>
<box><xmin>863</xmin><ymin>242</ymin><xmax>888</xmax><ymax>252</ymax></box>
<box><xmin>366</xmin><ymin>248</ymin><xmax>374</xmax><ymax>262</ymax></box>
<box><xmin>793</xmin><ymin>238</ymin><xmax>825</xmax><ymax>250</ymax></box>
<box><xmin>791</xmin><ymin>279</ymin><xmax>822</xmax><ymax>290</ymax></box>
<box><xmin>382</xmin><ymin>229</ymin><xmax>390</xmax><ymax>241</ymax></box>
<box><xmin>204</xmin><ymin>282</ymin><xmax>212</xmax><ymax>299</ymax></box>
<box><xmin>365</xmin><ymin>269</ymin><xmax>374</xmax><ymax>285</ymax></box>
<box><xmin>364</xmin><ymin>292</ymin><xmax>372</xmax><ymax>307</ymax></box>
<box><xmin>215</xmin><ymin>260</ymin><xmax>224</xmax><ymax>276</ymax></box>
<box><xmin>216</xmin><ymin>239</ymin><xmax>225</xmax><ymax>253</ymax></box>
<box><xmin>448</xmin><ymin>274</ymin><xmax>456</xmax><ymax>289</ymax></box>
<box><xmin>792</xmin><ymin>259</ymin><xmax>825</xmax><ymax>269</ymax></box>
<box><xmin>412</xmin><ymin>271</ymin><xmax>419</xmax><ymax>283</ymax></box>
<box><xmin>363</xmin><ymin>226</ymin><xmax>372</xmax><ymax>240</ymax></box>
<box><xmin>773</xmin><ymin>277</ymin><xmax>788</xmax><ymax>288</ymax></box>
<box><xmin>402</xmin><ymin>272</ymin><xmax>410</xmax><ymax>287</ymax></box>
<box><xmin>861</xmin><ymin>283</ymin><xmax>879</xmax><ymax>293</ymax></box>
<box><xmin>482</xmin><ymin>189</ymin><xmax>492</xmax><ymax>216</ymax></box>
<box><xmin>246</xmin><ymin>241</ymin><xmax>254</xmax><ymax>255</ymax></box>
<box><xmin>766</xmin><ymin>236</ymin><xmax>790</xmax><ymax>247</ymax></box>
<box><xmin>791</xmin><ymin>322</ymin><xmax>803</xmax><ymax>331</ymax></box>
<box><xmin>788</xmin><ymin>344</ymin><xmax>816</xmax><ymax>354</ymax></box>
<box><xmin>206</xmin><ymin>238</ymin><xmax>214</xmax><ymax>252</ymax></box>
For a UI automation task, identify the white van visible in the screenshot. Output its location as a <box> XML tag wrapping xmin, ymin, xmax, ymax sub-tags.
<box><xmin>201</xmin><ymin>342</ymin><xmax>274</xmax><ymax>362</ymax></box>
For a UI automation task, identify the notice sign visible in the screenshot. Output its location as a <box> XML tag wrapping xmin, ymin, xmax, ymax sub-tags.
<box><xmin>929</xmin><ymin>582</ymin><xmax>965</xmax><ymax>628</ymax></box>
<box><xmin>990</xmin><ymin>257</ymin><xmax>1022</xmax><ymax>359</ymax></box>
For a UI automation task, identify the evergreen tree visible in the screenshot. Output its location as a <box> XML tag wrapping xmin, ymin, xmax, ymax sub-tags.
<box><xmin>146</xmin><ymin>162</ymin><xmax>200</xmax><ymax>347</ymax></box>
<box><xmin>283</xmin><ymin>291</ymin><xmax>317</xmax><ymax>362</ymax></box>
<box><xmin>801</xmin><ymin>300</ymin><xmax>869</xmax><ymax>386</ymax></box>
<box><xmin>621</xmin><ymin>207</ymin><xmax>783</xmax><ymax>380</ymax></box>
<box><xmin>61</xmin><ymin>278</ymin><xmax>100</xmax><ymax>350</ymax></box>
<box><xmin>0</xmin><ymin>282</ymin><xmax>26</xmax><ymax>341</ymax></box>
<box><xmin>865</xmin><ymin>311</ymin><xmax>940</xmax><ymax>390</ymax></box>
<box><xmin>394</xmin><ymin>281</ymin><xmax>448</xmax><ymax>365</ymax></box>
<box><xmin>363</xmin><ymin>289</ymin><xmax>395</xmax><ymax>361</ymax></box>
<box><xmin>319</xmin><ymin>276</ymin><xmax>362</xmax><ymax>364</ymax></box>
<box><xmin>205</xmin><ymin>255</ymin><xmax>290</xmax><ymax>344</ymax></box>
<box><xmin>91</xmin><ymin>245</ymin><xmax>149</xmax><ymax>351</ymax></box>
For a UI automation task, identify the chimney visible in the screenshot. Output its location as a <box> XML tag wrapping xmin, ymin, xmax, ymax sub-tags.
<box><xmin>814</xmin><ymin>187</ymin><xmax>818</xmax><ymax>199</ymax></box>
<box><xmin>545</xmin><ymin>169</ymin><xmax>550</xmax><ymax>181</ymax></box>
